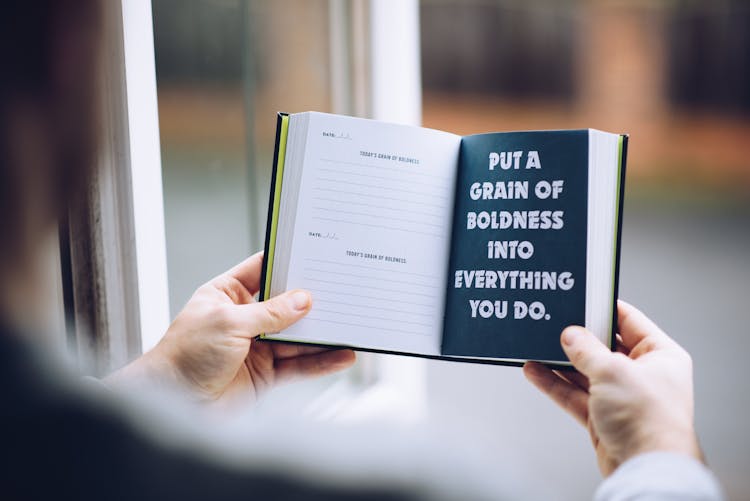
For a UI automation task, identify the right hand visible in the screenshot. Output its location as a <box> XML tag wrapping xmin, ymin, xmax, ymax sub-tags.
<box><xmin>524</xmin><ymin>300</ymin><xmax>702</xmax><ymax>476</ymax></box>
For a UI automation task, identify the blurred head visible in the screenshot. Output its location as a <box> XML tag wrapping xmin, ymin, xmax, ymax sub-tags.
<box><xmin>0</xmin><ymin>1</ymin><xmax>100</xmax><ymax>320</ymax></box>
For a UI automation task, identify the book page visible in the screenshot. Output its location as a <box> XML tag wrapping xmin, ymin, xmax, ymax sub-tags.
<box><xmin>268</xmin><ymin>112</ymin><xmax>461</xmax><ymax>356</ymax></box>
<box><xmin>442</xmin><ymin>131</ymin><xmax>590</xmax><ymax>363</ymax></box>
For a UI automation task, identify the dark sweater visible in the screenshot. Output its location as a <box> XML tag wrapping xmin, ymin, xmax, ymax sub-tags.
<box><xmin>0</xmin><ymin>330</ymin><xmax>415</xmax><ymax>501</ymax></box>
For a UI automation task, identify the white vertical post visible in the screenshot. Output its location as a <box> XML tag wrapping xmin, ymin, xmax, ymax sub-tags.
<box><xmin>367</xmin><ymin>0</ymin><xmax>428</xmax><ymax>423</ymax></box>
<box><xmin>121</xmin><ymin>0</ymin><xmax>171</xmax><ymax>352</ymax></box>
<box><xmin>369</xmin><ymin>0</ymin><xmax>422</xmax><ymax>125</ymax></box>
<box><xmin>329</xmin><ymin>0</ymin><xmax>352</xmax><ymax>115</ymax></box>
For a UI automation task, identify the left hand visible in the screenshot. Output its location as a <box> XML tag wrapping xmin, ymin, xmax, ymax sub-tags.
<box><xmin>107</xmin><ymin>252</ymin><xmax>356</xmax><ymax>407</ymax></box>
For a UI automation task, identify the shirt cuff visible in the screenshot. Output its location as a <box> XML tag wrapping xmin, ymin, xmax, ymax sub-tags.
<box><xmin>595</xmin><ymin>451</ymin><xmax>724</xmax><ymax>501</ymax></box>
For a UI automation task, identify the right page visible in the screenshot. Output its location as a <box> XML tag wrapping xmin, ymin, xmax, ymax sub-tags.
<box><xmin>441</xmin><ymin>130</ymin><xmax>591</xmax><ymax>363</ymax></box>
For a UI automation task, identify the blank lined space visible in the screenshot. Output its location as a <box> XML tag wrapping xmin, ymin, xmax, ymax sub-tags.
<box><xmin>320</xmin><ymin>157</ymin><xmax>446</xmax><ymax>178</ymax></box>
<box><xmin>302</xmin><ymin>253</ymin><xmax>441</xmax><ymax>336</ymax></box>
<box><xmin>315</xmin><ymin>176</ymin><xmax>450</xmax><ymax>200</ymax></box>
<box><xmin>312</xmin><ymin>187</ymin><xmax>447</xmax><ymax>210</ymax></box>
<box><xmin>311</xmin><ymin>216</ymin><xmax>442</xmax><ymax>238</ymax></box>
<box><xmin>304</xmin><ymin>258</ymin><xmax>438</xmax><ymax>279</ymax></box>
<box><xmin>312</xmin><ymin>196</ymin><xmax>441</xmax><ymax>218</ymax></box>
<box><xmin>302</xmin><ymin>277</ymin><xmax>439</xmax><ymax>299</ymax></box>
<box><xmin>312</xmin><ymin>308</ymin><xmax>433</xmax><ymax>328</ymax></box>
<box><xmin>317</xmin><ymin>166</ymin><xmax>449</xmax><ymax>190</ymax></box>
<box><xmin>307</xmin><ymin>287</ymin><xmax>435</xmax><ymax>308</ymax></box>
<box><xmin>305</xmin><ymin>267</ymin><xmax>435</xmax><ymax>288</ymax></box>
<box><xmin>303</xmin><ymin>317</ymin><xmax>431</xmax><ymax>336</ymax></box>
<box><xmin>310</xmin><ymin>207</ymin><xmax>444</xmax><ymax>229</ymax></box>
<box><xmin>313</xmin><ymin>298</ymin><xmax>435</xmax><ymax>317</ymax></box>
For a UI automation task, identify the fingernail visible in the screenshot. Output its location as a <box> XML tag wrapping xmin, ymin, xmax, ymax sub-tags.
<box><xmin>562</xmin><ymin>326</ymin><xmax>583</xmax><ymax>346</ymax></box>
<box><xmin>290</xmin><ymin>290</ymin><xmax>311</xmax><ymax>311</ymax></box>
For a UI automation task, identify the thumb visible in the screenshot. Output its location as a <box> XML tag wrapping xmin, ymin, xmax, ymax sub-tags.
<box><xmin>233</xmin><ymin>289</ymin><xmax>312</xmax><ymax>336</ymax></box>
<box><xmin>561</xmin><ymin>326</ymin><xmax>614</xmax><ymax>379</ymax></box>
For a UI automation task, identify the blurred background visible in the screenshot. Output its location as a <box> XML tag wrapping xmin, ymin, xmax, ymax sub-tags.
<box><xmin>151</xmin><ymin>0</ymin><xmax>749</xmax><ymax>499</ymax></box>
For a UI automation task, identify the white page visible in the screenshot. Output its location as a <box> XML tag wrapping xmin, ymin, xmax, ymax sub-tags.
<box><xmin>586</xmin><ymin>129</ymin><xmax>621</xmax><ymax>345</ymax></box>
<box><xmin>267</xmin><ymin>112</ymin><xmax>461</xmax><ymax>356</ymax></box>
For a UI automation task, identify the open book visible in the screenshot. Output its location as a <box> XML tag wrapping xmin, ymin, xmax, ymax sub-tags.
<box><xmin>259</xmin><ymin>112</ymin><xmax>627</xmax><ymax>366</ymax></box>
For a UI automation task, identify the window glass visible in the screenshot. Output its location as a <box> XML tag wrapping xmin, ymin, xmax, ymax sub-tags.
<box><xmin>152</xmin><ymin>0</ymin><xmax>331</xmax><ymax>315</ymax></box>
<box><xmin>152</xmin><ymin>0</ymin><xmax>348</xmax><ymax>405</ymax></box>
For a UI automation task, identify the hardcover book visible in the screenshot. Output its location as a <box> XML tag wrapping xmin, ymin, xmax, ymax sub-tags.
<box><xmin>259</xmin><ymin>111</ymin><xmax>627</xmax><ymax>366</ymax></box>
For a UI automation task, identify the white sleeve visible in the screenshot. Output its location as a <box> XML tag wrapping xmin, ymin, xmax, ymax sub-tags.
<box><xmin>595</xmin><ymin>452</ymin><xmax>725</xmax><ymax>501</ymax></box>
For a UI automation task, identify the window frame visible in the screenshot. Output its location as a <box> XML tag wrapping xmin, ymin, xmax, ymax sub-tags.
<box><xmin>69</xmin><ymin>0</ymin><xmax>427</xmax><ymax>420</ymax></box>
<box><xmin>120</xmin><ymin>0</ymin><xmax>171</xmax><ymax>354</ymax></box>
<box><xmin>61</xmin><ymin>0</ymin><xmax>169</xmax><ymax>374</ymax></box>
<box><xmin>340</xmin><ymin>0</ymin><xmax>428</xmax><ymax>423</ymax></box>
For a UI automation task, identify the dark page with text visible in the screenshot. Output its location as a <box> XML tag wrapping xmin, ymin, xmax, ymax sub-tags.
<box><xmin>441</xmin><ymin>131</ymin><xmax>589</xmax><ymax>362</ymax></box>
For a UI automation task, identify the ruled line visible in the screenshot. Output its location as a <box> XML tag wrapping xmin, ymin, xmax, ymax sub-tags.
<box><xmin>317</xmin><ymin>167</ymin><xmax>449</xmax><ymax>190</ymax></box>
<box><xmin>304</xmin><ymin>258</ymin><xmax>438</xmax><ymax>279</ymax></box>
<box><xmin>303</xmin><ymin>317</ymin><xmax>431</xmax><ymax>336</ymax></box>
<box><xmin>312</xmin><ymin>187</ymin><xmax>447</xmax><ymax>210</ymax></box>
<box><xmin>303</xmin><ymin>277</ymin><xmax>439</xmax><ymax>298</ymax></box>
<box><xmin>314</xmin><ymin>177</ymin><xmax>449</xmax><ymax>200</ymax></box>
<box><xmin>312</xmin><ymin>197</ymin><xmax>441</xmax><ymax>218</ymax></box>
<box><xmin>314</xmin><ymin>298</ymin><xmax>435</xmax><ymax>317</ymax></box>
<box><xmin>319</xmin><ymin>158</ymin><xmax>444</xmax><ymax>178</ymax></box>
<box><xmin>313</xmin><ymin>309</ymin><xmax>433</xmax><ymax>328</ymax></box>
<box><xmin>305</xmin><ymin>267</ymin><xmax>435</xmax><ymax>288</ymax></box>
<box><xmin>310</xmin><ymin>207</ymin><xmax>444</xmax><ymax>229</ymax></box>
<box><xmin>311</xmin><ymin>217</ymin><xmax>443</xmax><ymax>238</ymax></box>
<box><xmin>307</xmin><ymin>287</ymin><xmax>436</xmax><ymax>308</ymax></box>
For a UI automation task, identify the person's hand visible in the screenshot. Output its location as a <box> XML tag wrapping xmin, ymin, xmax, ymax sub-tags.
<box><xmin>524</xmin><ymin>300</ymin><xmax>702</xmax><ymax>476</ymax></box>
<box><xmin>107</xmin><ymin>252</ymin><xmax>355</xmax><ymax>407</ymax></box>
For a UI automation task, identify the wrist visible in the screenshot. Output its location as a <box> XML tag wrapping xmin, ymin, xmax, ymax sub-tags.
<box><xmin>104</xmin><ymin>344</ymin><xmax>184</xmax><ymax>395</ymax></box>
<box><xmin>629</xmin><ymin>425</ymin><xmax>703</xmax><ymax>465</ymax></box>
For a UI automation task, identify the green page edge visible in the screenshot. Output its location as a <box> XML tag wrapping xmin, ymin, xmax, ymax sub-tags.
<box><xmin>262</xmin><ymin>114</ymin><xmax>289</xmax><ymax>302</ymax></box>
<box><xmin>258</xmin><ymin>115</ymin><xmax>320</xmax><ymax>345</ymax></box>
<box><xmin>608</xmin><ymin>135</ymin><xmax>624</xmax><ymax>348</ymax></box>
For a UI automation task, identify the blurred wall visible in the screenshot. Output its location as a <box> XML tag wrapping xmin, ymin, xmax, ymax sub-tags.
<box><xmin>421</xmin><ymin>0</ymin><xmax>750</xmax><ymax>196</ymax></box>
<box><xmin>420</xmin><ymin>1</ymin><xmax>750</xmax><ymax>500</ymax></box>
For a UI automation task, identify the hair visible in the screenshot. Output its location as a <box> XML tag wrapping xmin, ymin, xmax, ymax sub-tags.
<box><xmin>0</xmin><ymin>1</ymin><xmax>101</xmax><ymax>279</ymax></box>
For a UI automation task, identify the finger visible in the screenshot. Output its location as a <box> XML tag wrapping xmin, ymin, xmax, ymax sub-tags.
<box><xmin>231</xmin><ymin>289</ymin><xmax>311</xmax><ymax>336</ymax></box>
<box><xmin>560</xmin><ymin>326</ymin><xmax>615</xmax><ymax>380</ymax></box>
<box><xmin>225</xmin><ymin>251</ymin><xmax>265</xmax><ymax>296</ymax></box>
<box><xmin>554</xmin><ymin>368</ymin><xmax>590</xmax><ymax>392</ymax></box>
<box><xmin>615</xmin><ymin>334</ymin><xmax>629</xmax><ymax>355</ymax></box>
<box><xmin>524</xmin><ymin>362</ymin><xmax>589</xmax><ymax>426</ymax></box>
<box><xmin>269</xmin><ymin>341</ymin><xmax>330</xmax><ymax>359</ymax></box>
<box><xmin>275</xmin><ymin>349</ymin><xmax>356</xmax><ymax>383</ymax></box>
<box><xmin>616</xmin><ymin>300</ymin><xmax>671</xmax><ymax>351</ymax></box>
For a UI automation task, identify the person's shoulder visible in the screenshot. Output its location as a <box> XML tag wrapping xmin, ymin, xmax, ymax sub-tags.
<box><xmin>0</xmin><ymin>328</ymin><xmax>149</xmax><ymax>498</ymax></box>
<box><xmin>0</xmin><ymin>326</ymin><xmax>126</xmax><ymax>437</ymax></box>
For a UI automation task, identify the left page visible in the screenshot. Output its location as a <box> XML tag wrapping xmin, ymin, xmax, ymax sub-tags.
<box><xmin>266</xmin><ymin>112</ymin><xmax>461</xmax><ymax>356</ymax></box>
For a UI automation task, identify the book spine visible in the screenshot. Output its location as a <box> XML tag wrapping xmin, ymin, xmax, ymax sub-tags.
<box><xmin>609</xmin><ymin>135</ymin><xmax>629</xmax><ymax>351</ymax></box>
<box><xmin>259</xmin><ymin>112</ymin><xmax>288</xmax><ymax>303</ymax></box>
